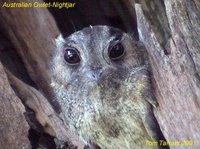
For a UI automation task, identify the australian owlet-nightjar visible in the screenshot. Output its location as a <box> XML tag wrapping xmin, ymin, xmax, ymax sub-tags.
<box><xmin>50</xmin><ymin>25</ymin><xmax>167</xmax><ymax>149</ymax></box>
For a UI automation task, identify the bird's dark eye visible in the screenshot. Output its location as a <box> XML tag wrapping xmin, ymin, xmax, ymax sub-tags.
<box><xmin>64</xmin><ymin>48</ymin><xmax>81</xmax><ymax>65</ymax></box>
<box><xmin>108</xmin><ymin>43</ymin><xmax>125</xmax><ymax>60</ymax></box>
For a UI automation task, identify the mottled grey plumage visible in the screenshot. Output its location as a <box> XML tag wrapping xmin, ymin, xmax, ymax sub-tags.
<box><xmin>50</xmin><ymin>26</ymin><xmax>165</xmax><ymax>149</ymax></box>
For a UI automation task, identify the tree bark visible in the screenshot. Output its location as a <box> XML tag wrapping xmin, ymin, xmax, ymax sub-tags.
<box><xmin>0</xmin><ymin>0</ymin><xmax>59</xmax><ymax>102</ymax></box>
<box><xmin>135</xmin><ymin>0</ymin><xmax>200</xmax><ymax>148</ymax></box>
<box><xmin>0</xmin><ymin>0</ymin><xmax>84</xmax><ymax>148</ymax></box>
<box><xmin>0</xmin><ymin>0</ymin><xmax>200</xmax><ymax>148</ymax></box>
<box><xmin>0</xmin><ymin>62</ymin><xmax>31</xmax><ymax>149</ymax></box>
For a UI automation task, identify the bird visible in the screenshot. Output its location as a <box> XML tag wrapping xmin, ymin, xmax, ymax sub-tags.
<box><xmin>50</xmin><ymin>25</ymin><xmax>168</xmax><ymax>149</ymax></box>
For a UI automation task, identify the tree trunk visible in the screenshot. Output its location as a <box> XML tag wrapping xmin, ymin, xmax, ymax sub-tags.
<box><xmin>0</xmin><ymin>62</ymin><xmax>30</xmax><ymax>149</ymax></box>
<box><xmin>0</xmin><ymin>0</ymin><xmax>84</xmax><ymax>148</ymax></box>
<box><xmin>0</xmin><ymin>0</ymin><xmax>199</xmax><ymax>148</ymax></box>
<box><xmin>135</xmin><ymin>0</ymin><xmax>200</xmax><ymax>148</ymax></box>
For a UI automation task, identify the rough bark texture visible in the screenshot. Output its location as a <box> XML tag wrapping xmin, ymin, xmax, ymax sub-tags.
<box><xmin>0</xmin><ymin>0</ymin><xmax>59</xmax><ymax>100</ymax></box>
<box><xmin>0</xmin><ymin>62</ymin><xmax>30</xmax><ymax>149</ymax></box>
<box><xmin>6</xmin><ymin>69</ymin><xmax>84</xmax><ymax>148</ymax></box>
<box><xmin>0</xmin><ymin>0</ymin><xmax>84</xmax><ymax>148</ymax></box>
<box><xmin>0</xmin><ymin>0</ymin><xmax>199</xmax><ymax>148</ymax></box>
<box><xmin>136</xmin><ymin>0</ymin><xmax>200</xmax><ymax>148</ymax></box>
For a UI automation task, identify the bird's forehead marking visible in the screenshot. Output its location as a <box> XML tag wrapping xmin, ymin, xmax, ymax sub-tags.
<box><xmin>65</xmin><ymin>26</ymin><xmax>124</xmax><ymax>57</ymax></box>
<box><xmin>69</xmin><ymin>26</ymin><xmax>123</xmax><ymax>43</ymax></box>
<box><xmin>89</xmin><ymin>25</ymin><xmax>93</xmax><ymax>29</ymax></box>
